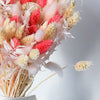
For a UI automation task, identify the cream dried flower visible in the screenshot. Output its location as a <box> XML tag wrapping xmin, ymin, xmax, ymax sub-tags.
<box><xmin>29</xmin><ymin>49</ymin><xmax>40</xmax><ymax>60</ymax></box>
<box><xmin>75</xmin><ymin>61</ymin><xmax>92</xmax><ymax>71</ymax></box>
<box><xmin>5</xmin><ymin>21</ymin><xmax>16</xmax><ymax>40</ymax></box>
<box><xmin>15</xmin><ymin>25</ymin><xmax>25</xmax><ymax>39</ymax></box>
<box><xmin>0</xmin><ymin>28</ymin><xmax>5</xmax><ymax>45</ymax></box>
<box><xmin>64</xmin><ymin>0</ymin><xmax>75</xmax><ymax>20</ymax></box>
<box><xmin>21</xmin><ymin>34</ymin><xmax>35</xmax><ymax>45</ymax></box>
<box><xmin>22</xmin><ymin>2</ymin><xmax>41</xmax><ymax>14</ymax></box>
<box><xmin>14</xmin><ymin>55</ymin><xmax>29</xmax><ymax>68</ymax></box>
<box><xmin>3</xmin><ymin>18</ymin><xmax>10</xmax><ymax>28</ymax></box>
<box><xmin>43</xmin><ymin>23</ymin><xmax>56</xmax><ymax>40</ymax></box>
<box><xmin>67</xmin><ymin>12</ymin><xmax>80</xmax><ymax>29</ymax></box>
<box><xmin>40</xmin><ymin>21</ymin><xmax>48</xmax><ymax>32</ymax></box>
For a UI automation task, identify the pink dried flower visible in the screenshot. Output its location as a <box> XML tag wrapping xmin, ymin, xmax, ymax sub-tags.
<box><xmin>10</xmin><ymin>38</ymin><xmax>21</xmax><ymax>49</ymax></box>
<box><xmin>29</xmin><ymin>9</ymin><xmax>40</xmax><ymax>25</ymax></box>
<box><xmin>20</xmin><ymin>0</ymin><xmax>34</xmax><ymax>4</ymax></box>
<box><xmin>34</xmin><ymin>39</ymin><xmax>53</xmax><ymax>54</ymax></box>
<box><xmin>10</xmin><ymin>15</ymin><xmax>18</xmax><ymax>23</ymax></box>
<box><xmin>7</xmin><ymin>0</ymin><xmax>14</xmax><ymax>4</ymax></box>
<box><xmin>37</xmin><ymin>0</ymin><xmax>47</xmax><ymax>8</ymax></box>
<box><xmin>48</xmin><ymin>14</ymin><xmax>62</xmax><ymax>24</ymax></box>
<box><xmin>28</xmin><ymin>25</ymin><xmax>38</xmax><ymax>34</ymax></box>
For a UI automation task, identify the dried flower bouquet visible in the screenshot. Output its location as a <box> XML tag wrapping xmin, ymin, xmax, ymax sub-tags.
<box><xmin>0</xmin><ymin>0</ymin><xmax>81</xmax><ymax>98</ymax></box>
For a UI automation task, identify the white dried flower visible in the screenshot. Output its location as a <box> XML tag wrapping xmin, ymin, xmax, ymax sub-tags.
<box><xmin>14</xmin><ymin>55</ymin><xmax>29</xmax><ymax>68</ymax></box>
<box><xmin>29</xmin><ymin>49</ymin><xmax>40</xmax><ymax>60</ymax></box>
<box><xmin>75</xmin><ymin>61</ymin><xmax>92</xmax><ymax>71</ymax></box>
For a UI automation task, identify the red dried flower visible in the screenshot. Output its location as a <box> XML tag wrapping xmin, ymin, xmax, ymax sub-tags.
<box><xmin>10</xmin><ymin>15</ymin><xmax>18</xmax><ymax>23</ymax></box>
<box><xmin>8</xmin><ymin>0</ymin><xmax>14</xmax><ymax>4</ymax></box>
<box><xmin>29</xmin><ymin>9</ymin><xmax>40</xmax><ymax>25</ymax></box>
<box><xmin>34</xmin><ymin>40</ymin><xmax>53</xmax><ymax>54</ymax></box>
<box><xmin>20</xmin><ymin>0</ymin><xmax>33</xmax><ymax>4</ymax></box>
<box><xmin>28</xmin><ymin>25</ymin><xmax>38</xmax><ymax>35</ymax></box>
<box><xmin>37</xmin><ymin>0</ymin><xmax>47</xmax><ymax>8</ymax></box>
<box><xmin>10</xmin><ymin>38</ymin><xmax>21</xmax><ymax>49</ymax></box>
<box><xmin>48</xmin><ymin>14</ymin><xmax>62</xmax><ymax>24</ymax></box>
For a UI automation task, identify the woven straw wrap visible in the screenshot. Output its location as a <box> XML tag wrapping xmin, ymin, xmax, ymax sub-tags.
<box><xmin>0</xmin><ymin>67</ymin><xmax>34</xmax><ymax>98</ymax></box>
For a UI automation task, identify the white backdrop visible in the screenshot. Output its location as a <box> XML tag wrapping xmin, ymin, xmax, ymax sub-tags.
<box><xmin>33</xmin><ymin>0</ymin><xmax>100</xmax><ymax>100</ymax></box>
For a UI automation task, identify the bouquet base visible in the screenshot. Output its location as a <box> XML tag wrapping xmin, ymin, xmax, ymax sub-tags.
<box><xmin>0</xmin><ymin>95</ymin><xmax>36</xmax><ymax>100</ymax></box>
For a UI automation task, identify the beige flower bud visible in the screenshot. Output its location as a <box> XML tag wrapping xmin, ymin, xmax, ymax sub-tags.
<box><xmin>64</xmin><ymin>0</ymin><xmax>75</xmax><ymax>20</ymax></box>
<box><xmin>29</xmin><ymin>49</ymin><xmax>40</xmax><ymax>60</ymax></box>
<box><xmin>67</xmin><ymin>12</ymin><xmax>80</xmax><ymax>29</ymax></box>
<box><xmin>14</xmin><ymin>55</ymin><xmax>29</xmax><ymax>68</ymax></box>
<box><xmin>5</xmin><ymin>21</ymin><xmax>16</xmax><ymax>40</ymax></box>
<box><xmin>44</xmin><ymin>23</ymin><xmax>56</xmax><ymax>40</ymax></box>
<box><xmin>75</xmin><ymin>61</ymin><xmax>92</xmax><ymax>71</ymax></box>
<box><xmin>21</xmin><ymin>34</ymin><xmax>35</xmax><ymax>45</ymax></box>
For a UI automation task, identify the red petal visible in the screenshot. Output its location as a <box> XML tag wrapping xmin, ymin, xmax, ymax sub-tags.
<box><xmin>10</xmin><ymin>38</ymin><xmax>21</xmax><ymax>49</ymax></box>
<box><xmin>48</xmin><ymin>14</ymin><xmax>62</xmax><ymax>24</ymax></box>
<box><xmin>20</xmin><ymin>0</ymin><xmax>33</xmax><ymax>4</ymax></box>
<box><xmin>28</xmin><ymin>25</ymin><xmax>38</xmax><ymax>35</ymax></box>
<box><xmin>37</xmin><ymin>0</ymin><xmax>47</xmax><ymax>8</ymax></box>
<box><xmin>29</xmin><ymin>10</ymin><xmax>40</xmax><ymax>25</ymax></box>
<box><xmin>10</xmin><ymin>15</ymin><xmax>18</xmax><ymax>23</ymax></box>
<box><xmin>34</xmin><ymin>40</ymin><xmax>53</xmax><ymax>54</ymax></box>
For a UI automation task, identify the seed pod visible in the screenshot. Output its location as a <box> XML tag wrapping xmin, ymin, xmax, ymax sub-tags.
<box><xmin>15</xmin><ymin>25</ymin><xmax>25</xmax><ymax>39</ymax></box>
<box><xmin>43</xmin><ymin>23</ymin><xmax>56</xmax><ymax>40</ymax></box>
<box><xmin>29</xmin><ymin>49</ymin><xmax>40</xmax><ymax>60</ymax></box>
<box><xmin>21</xmin><ymin>34</ymin><xmax>35</xmax><ymax>45</ymax></box>
<box><xmin>75</xmin><ymin>61</ymin><xmax>92</xmax><ymax>71</ymax></box>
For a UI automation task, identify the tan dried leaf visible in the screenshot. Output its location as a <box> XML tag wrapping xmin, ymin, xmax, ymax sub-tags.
<box><xmin>29</xmin><ymin>49</ymin><xmax>40</xmax><ymax>60</ymax></box>
<box><xmin>21</xmin><ymin>34</ymin><xmax>35</xmax><ymax>45</ymax></box>
<box><xmin>15</xmin><ymin>25</ymin><xmax>25</xmax><ymax>39</ymax></box>
<box><xmin>75</xmin><ymin>61</ymin><xmax>92</xmax><ymax>71</ymax></box>
<box><xmin>43</xmin><ymin>23</ymin><xmax>56</xmax><ymax>40</ymax></box>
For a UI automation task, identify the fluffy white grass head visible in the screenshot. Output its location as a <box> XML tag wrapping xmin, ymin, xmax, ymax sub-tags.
<box><xmin>75</xmin><ymin>61</ymin><xmax>92</xmax><ymax>71</ymax></box>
